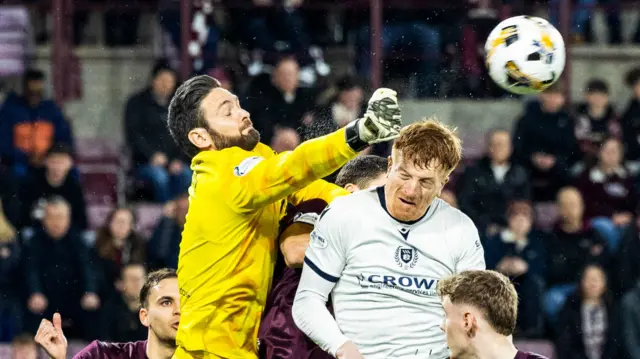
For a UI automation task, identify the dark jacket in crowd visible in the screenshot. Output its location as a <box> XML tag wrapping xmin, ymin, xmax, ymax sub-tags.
<box><xmin>556</xmin><ymin>293</ymin><xmax>621</xmax><ymax>359</ymax></box>
<box><xmin>101</xmin><ymin>295</ymin><xmax>147</xmax><ymax>342</ymax></box>
<box><xmin>24</xmin><ymin>227</ymin><xmax>98</xmax><ymax>308</ymax></box>
<box><xmin>19</xmin><ymin>168</ymin><xmax>88</xmax><ymax>230</ymax></box>
<box><xmin>621</xmin><ymin>283</ymin><xmax>640</xmax><ymax>359</ymax></box>
<box><xmin>0</xmin><ymin>92</ymin><xmax>73</xmax><ymax>169</ymax></box>
<box><xmin>621</xmin><ymin>98</ymin><xmax>640</xmax><ymax>161</ymax></box>
<box><xmin>616</xmin><ymin>228</ymin><xmax>640</xmax><ymax>295</ymax></box>
<box><xmin>574</xmin><ymin>166</ymin><xmax>637</xmax><ymax>221</ymax></box>
<box><xmin>124</xmin><ymin>88</ymin><xmax>182</xmax><ymax>167</ymax></box>
<box><xmin>547</xmin><ymin>226</ymin><xmax>610</xmax><ymax>288</ymax></box>
<box><xmin>574</xmin><ymin>103</ymin><xmax>621</xmax><ymax>160</ymax></box>
<box><xmin>484</xmin><ymin>230</ymin><xmax>548</xmax><ymax>280</ymax></box>
<box><xmin>456</xmin><ymin>157</ymin><xmax>530</xmax><ymax>234</ymax></box>
<box><xmin>245</xmin><ymin>78</ymin><xmax>317</xmax><ymax>145</ymax></box>
<box><xmin>512</xmin><ymin>101</ymin><xmax>580</xmax><ymax>201</ymax></box>
<box><xmin>147</xmin><ymin>216</ymin><xmax>182</xmax><ymax>270</ymax></box>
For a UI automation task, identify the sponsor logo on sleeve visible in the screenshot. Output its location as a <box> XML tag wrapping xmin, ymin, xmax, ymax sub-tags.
<box><xmin>309</xmin><ymin>231</ymin><xmax>328</xmax><ymax>249</ymax></box>
<box><xmin>233</xmin><ymin>156</ymin><xmax>264</xmax><ymax>177</ymax></box>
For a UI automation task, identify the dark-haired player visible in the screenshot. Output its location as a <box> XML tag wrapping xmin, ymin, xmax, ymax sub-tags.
<box><xmin>34</xmin><ymin>269</ymin><xmax>179</xmax><ymax>359</ymax></box>
<box><xmin>259</xmin><ymin>155</ymin><xmax>388</xmax><ymax>359</ymax></box>
<box><xmin>437</xmin><ymin>270</ymin><xmax>549</xmax><ymax>359</ymax></box>
<box><xmin>166</xmin><ymin>74</ymin><xmax>402</xmax><ymax>359</ymax></box>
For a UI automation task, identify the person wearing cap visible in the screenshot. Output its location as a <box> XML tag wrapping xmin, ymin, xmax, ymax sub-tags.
<box><xmin>575</xmin><ymin>79</ymin><xmax>620</xmax><ymax>163</ymax></box>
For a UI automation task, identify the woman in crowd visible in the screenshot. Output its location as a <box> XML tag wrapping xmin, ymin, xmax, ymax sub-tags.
<box><xmin>93</xmin><ymin>207</ymin><xmax>146</xmax><ymax>300</ymax></box>
<box><xmin>556</xmin><ymin>264</ymin><xmax>620</xmax><ymax>359</ymax></box>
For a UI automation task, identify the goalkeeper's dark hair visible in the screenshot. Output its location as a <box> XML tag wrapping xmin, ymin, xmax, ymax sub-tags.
<box><xmin>168</xmin><ymin>75</ymin><xmax>221</xmax><ymax>158</ymax></box>
<box><xmin>335</xmin><ymin>155</ymin><xmax>388</xmax><ymax>189</ymax></box>
<box><xmin>140</xmin><ymin>268</ymin><xmax>177</xmax><ymax>308</ymax></box>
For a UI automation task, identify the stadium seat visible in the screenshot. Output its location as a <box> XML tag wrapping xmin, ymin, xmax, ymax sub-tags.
<box><xmin>87</xmin><ymin>204</ymin><xmax>115</xmax><ymax>230</ymax></box>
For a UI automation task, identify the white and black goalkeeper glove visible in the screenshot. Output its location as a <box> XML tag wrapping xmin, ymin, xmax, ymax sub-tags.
<box><xmin>345</xmin><ymin>88</ymin><xmax>402</xmax><ymax>151</ymax></box>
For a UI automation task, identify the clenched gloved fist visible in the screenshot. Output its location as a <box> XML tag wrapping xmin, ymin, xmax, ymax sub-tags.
<box><xmin>345</xmin><ymin>88</ymin><xmax>402</xmax><ymax>151</ymax></box>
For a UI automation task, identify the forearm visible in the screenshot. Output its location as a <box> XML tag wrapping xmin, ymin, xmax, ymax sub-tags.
<box><xmin>293</xmin><ymin>267</ymin><xmax>349</xmax><ymax>356</ymax></box>
<box><xmin>230</xmin><ymin>128</ymin><xmax>357</xmax><ymax>211</ymax></box>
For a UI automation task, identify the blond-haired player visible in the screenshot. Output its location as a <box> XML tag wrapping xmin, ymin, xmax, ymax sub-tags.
<box><xmin>437</xmin><ymin>270</ymin><xmax>549</xmax><ymax>359</ymax></box>
<box><xmin>292</xmin><ymin>119</ymin><xmax>485</xmax><ymax>359</ymax></box>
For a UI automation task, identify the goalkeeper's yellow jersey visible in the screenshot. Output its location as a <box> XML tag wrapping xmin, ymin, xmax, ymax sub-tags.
<box><xmin>174</xmin><ymin>128</ymin><xmax>355</xmax><ymax>359</ymax></box>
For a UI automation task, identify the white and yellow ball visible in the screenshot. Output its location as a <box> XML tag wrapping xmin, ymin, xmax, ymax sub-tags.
<box><xmin>485</xmin><ymin>15</ymin><xmax>565</xmax><ymax>95</ymax></box>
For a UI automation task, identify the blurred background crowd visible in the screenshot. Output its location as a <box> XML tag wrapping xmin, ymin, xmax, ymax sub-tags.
<box><xmin>2</xmin><ymin>0</ymin><xmax>640</xmax><ymax>358</ymax></box>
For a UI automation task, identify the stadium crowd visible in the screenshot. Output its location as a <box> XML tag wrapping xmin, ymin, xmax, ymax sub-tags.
<box><xmin>2</xmin><ymin>0</ymin><xmax>640</xmax><ymax>358</ymax></box>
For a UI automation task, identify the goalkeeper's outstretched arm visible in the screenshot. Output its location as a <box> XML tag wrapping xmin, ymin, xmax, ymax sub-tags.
<box><xmin>219</xmin><ymin>88</ymin><xmax>402</xmax><ymax>213</ymax></box>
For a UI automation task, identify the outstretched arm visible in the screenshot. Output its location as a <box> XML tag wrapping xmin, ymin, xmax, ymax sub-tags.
<box><xmin>214</xmin><ymin>88</ymin><xmax>401</xmax><ymax>213</ymax></box>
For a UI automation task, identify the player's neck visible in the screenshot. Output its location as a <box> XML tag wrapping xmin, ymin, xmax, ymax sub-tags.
<box><xmin>146</xmin><ymin>332</ymin><xmax>175</xmax><ymax>359</ymax></box>
<box><xmin>473</xmin><ymin>333</ymin><xmax>518</xmax><ymax>359</ymax></box>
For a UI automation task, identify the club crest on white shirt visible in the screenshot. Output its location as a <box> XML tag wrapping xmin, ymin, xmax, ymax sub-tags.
<box><xmin>394</xmin><ymin>246</ymin><xmax>418</xmax><ymax>269</ymax></box>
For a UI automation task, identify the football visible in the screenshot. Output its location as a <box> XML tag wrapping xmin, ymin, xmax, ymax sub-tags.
<box><xmin>484</xmin><ymin>15</ymin><xmax>566</xmax><ymax>95</ymax></box>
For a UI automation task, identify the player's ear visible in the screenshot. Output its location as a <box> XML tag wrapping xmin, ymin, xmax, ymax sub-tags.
<box><xmin>386</xmin><ymin>156</ymin><xmax>393</xmax><ymax>175</ymax></box>
<box><xmin>188</xmin><ymin>128</ymin><xmax>214</xmax><ymax>151</ymax></box>
<box><xmin>344</xmin><ymin>183</ymin><xmax>358</xmax><ymax>193</ymax></box>
<box><xmin>139</xmin><ymin>308</ymin><xmax>150</xmax><ymax>328</ymax></box>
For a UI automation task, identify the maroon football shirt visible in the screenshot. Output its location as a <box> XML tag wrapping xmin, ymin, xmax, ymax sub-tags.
<box><xmin>73</xmin><ymin>340</ymin><xmax>148</xmax><ymax>359</ymax></box>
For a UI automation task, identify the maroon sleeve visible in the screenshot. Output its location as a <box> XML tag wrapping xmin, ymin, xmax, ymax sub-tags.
<box><xmin>72</xmin><ymin>341</ymin><xmax>101</xmax><ymax>359</ymax></box>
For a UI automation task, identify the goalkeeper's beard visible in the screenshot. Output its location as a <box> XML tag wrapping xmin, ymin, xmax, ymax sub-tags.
<box><xmin>208</xmin><ymin>124</ymin><xmax>260</xmax><ymax>152</ymax></box>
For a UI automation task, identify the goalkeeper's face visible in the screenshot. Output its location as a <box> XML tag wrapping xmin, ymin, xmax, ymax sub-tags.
<box><xmin>385</xmin><ymin>151</ymin><xmax>448</xmax><ymax>222</ymax></box>
<box><xmin>197</xmin><ymin>88</ymin><xmax>260</xmax><ymax>151</ymax></box>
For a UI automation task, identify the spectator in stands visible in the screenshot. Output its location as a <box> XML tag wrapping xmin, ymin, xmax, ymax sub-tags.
<box><xmin>0</xmin><ymin>69</ymin><xmax>73</xmax><ymax>178</ymax></box>
<box><xmin>352</xmin><ymin>1</ymin><xmax>441</xmax><ymax>98</ymax></box>
<box><xmin>148</xmin><ymin>194</ymin><xmax>189</xmax><ymax>270</ymax></box>
<box><xmin>574</xmin><ymin>137</ymin><xmax>636</xmax><ymax>252</ymax></box>
<box><xmin>574</xmin><ymin>79</ymin><xmax>620</xmax><ymax>164</ymax></box>
<box><xmin>0</xmin><ymin>206</ymin><xmax>20</xmax><ymax>342</ymax></box>
<box><xmin>269</xmin><ymin>127</ymin><xmax>301</xmax><ymax>153</ymax></box>
<box><xmin>549</xmin><ymin>0</ymin><xmax>622</xmax><ymax>44</ymax></box>
<box><xmin>230</xmin><ymin>0</ymin><xmax>326</xmax><ymax>84</ymax></box>
<box><xmin>0</xmin><ymin>166</ymin><xmax>21</xmax><ymax>228</ymax></box>
<box><xmin>101</xmin><ymin>263</ymin><xmax>147</xmax><ymax>342</ymax></box>
<box><xmin>10</xmin><ymin>333</ymin><xmax>37</xmax><ymax>359</ymax></box>
<box><xmin>245</xmin><ymin>56</ymin><xmax>316</xmax><ymax>146</ymax></box>
<box><xmin>512</xmin><ymin>84</ymin><xmax>579</xmax><ymax>202</ymax></box>
<box><xmin>544</xmin><ymin>187</ymin><xmax>610</xmax><ymax>323</ymax></box>
<box><xmin>483</xmin><ymin>200</ymin><xmax>545</xmax><ymax>336</ymax></box>
<box><xmin>621</xmin><ymin>279</ymin><xmax>640</xmax><ymax>359</ymax></box>
<box><xmin>622</xmin><ymin>68</ymin><xmax>640</xmax><ymax>164</ymax></box>
<box><xmin>23</xmin><ymin>196</ymin><xmax>100</xmax><ymax>341</ymax></box>
<box><xmin>124</xmin><ymin>60</ymin><xmax>190</xmax><ymax>203</ymax></box>
<box><xmin>19</xmin><ymin>143</ymin><xmax>87</xmax><ymax>231</ymax></box>
<box><xmin>94</xmin><ymin>207</ymin><xmax>146</xmax><ymax>300</ymax></box>
<box><xmin>556</xmin><ymin>264</ymin><xmax>620</xmax><ymax>359</ymax></box>
<box><xmin>160</xmin><ymin>0</ymin><xmax>219</xmax><ymax>74</ymax></box>
<box><xmin>311</xmin><ymin>76</ymin><xmax>366</xmax><ymax>129</ymax></box>
<box><xmin>458</xmin><ymin>129</ymin><xmax>530</xmax><ymax>237</ymax></box>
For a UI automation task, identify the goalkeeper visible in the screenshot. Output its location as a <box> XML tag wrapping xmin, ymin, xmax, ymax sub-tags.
<box><xmin>166</xmin><ymin>75</ymin><xmax>402</xmax><ymax>359</ymax></box>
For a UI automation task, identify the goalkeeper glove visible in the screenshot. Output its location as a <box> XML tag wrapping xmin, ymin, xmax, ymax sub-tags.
<box><xmin>345</xmin><ymin>88</ymin><xmax>402</xmax><ymax>151</ymax></box>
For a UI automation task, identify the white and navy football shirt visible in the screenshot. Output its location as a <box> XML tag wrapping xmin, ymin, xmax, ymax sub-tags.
<box><xmin>293</xmin><ymin>186</ymin><xmax>485</xmax><ymax>358</ymax></box>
